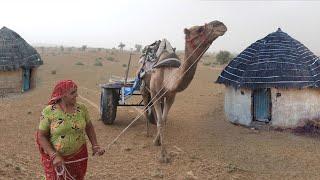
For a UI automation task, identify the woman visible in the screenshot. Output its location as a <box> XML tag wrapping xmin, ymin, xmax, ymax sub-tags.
<box><xmin>36</xmin><ymin>80</ymin><xmax>105</xmax><ymax>179</ymax></box>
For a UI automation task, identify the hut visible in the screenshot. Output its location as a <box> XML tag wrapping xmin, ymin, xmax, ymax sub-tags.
<box><xmin>0</xmin><ymin>26</ymin><xmax>42</xmax><ymax>95</ymax></box>
<box><xmin>216</xmin><ymin>28</ymin><xmax>320</xmax><ymax>128</ymax></box>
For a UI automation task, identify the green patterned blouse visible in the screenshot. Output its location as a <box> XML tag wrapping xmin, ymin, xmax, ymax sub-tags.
<box><xmin>38</xmin><ymin>103</ymin><xmax>90</xmax><ymax>156</ymax></box>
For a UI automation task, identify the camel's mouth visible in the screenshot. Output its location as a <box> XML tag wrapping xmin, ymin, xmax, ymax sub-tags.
<box><xmin>213</xmin><ymin>25</ymin><xmax>227</xmax><ymax>36</ymax></box>
<box><xmin>207</xmin><ymin>20</ymin><xmax>227</xmax><ymax>36</ymax></box>
<box><xmin>215</xmin><ymin>29</ymin><xmax>227</xmax><ymax>36</ymax></box>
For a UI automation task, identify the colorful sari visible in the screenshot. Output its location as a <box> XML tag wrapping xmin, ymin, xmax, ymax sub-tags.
<box><xmin>36</xmin><ymin>132</ymin><xmax>88</xmax><ymax>180</ymax></box>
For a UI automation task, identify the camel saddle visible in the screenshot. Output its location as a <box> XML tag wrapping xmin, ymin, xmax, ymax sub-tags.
<box><xmin>140</xmin><ymin>39</ymin><xmax>181</xmax><ymax>73</ymax></box>
<box><xmin>152</xmin><ymin>53</ymin><xmax>181</xmax><ymax>69</ymax></box>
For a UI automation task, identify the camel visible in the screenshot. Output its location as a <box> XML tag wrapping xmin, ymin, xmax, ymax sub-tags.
<box><xmin>140</xmin><ymin>20</ymin><xmax>227</xmax><ymax>163</ymax></box>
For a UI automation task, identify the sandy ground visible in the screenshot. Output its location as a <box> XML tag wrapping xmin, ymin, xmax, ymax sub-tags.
<box><xmin>1</xmin><ymin>50</ymin><xmax>320</xmax><ymax>180</ymax></box>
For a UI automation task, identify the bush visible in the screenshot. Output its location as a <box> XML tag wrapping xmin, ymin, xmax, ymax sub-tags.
<box><xmin>202</xmin><ymin>61</ymin><xmax>211</xmax><ymax>66</ymax></box>
<box><xmin>216</xmin><ymin>50</ymin><xmax>233</xmax><ymax>65</ymax></box>
<box><xmin>94</xmin><ymin>60</ymin><xmax>103</xmax><ymax>66</ymax></box>
<box><xmin>51</xmin><ymin>70</ymin><xmax>56</xmax><ymax>74</ymax></box>
<box><xmin>122</xmin><ymin>64</ymin><xmax>127</xmax><ymax>68</ymax></box>
<box><xmin>106</xmin><ymin>56</ymin><xmax>114</xmax><ymax>61</ymax></box>
<box><xmin>75</xmin><ymin>62</ymin><xmax>84</xmax><ymax>65</ymax></box>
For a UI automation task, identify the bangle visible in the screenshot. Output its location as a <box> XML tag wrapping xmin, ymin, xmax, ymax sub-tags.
<box><xmin>92</xmin><ymin>145</ymin><xmax>100</xmax><ymax>149</ymax></box>
<box><xmin>49</xmin><ymin>152</ymin><xmax>57</xmax><ymax>161</ymax></box>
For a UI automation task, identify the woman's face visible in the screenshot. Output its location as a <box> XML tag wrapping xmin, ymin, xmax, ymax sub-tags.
<box><xmin>62</xmin><ymin>87</ymin><xmax>78</xmax><ymax>105</ymax></box>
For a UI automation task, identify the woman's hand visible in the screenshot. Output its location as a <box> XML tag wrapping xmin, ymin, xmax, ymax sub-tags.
<box><xmin>52</xmin><ymin>154</ymin><xmax>64</xmax><ymax>167</ymax></box>
<box><xmin>92</xmin><ymin>145</ymin><xmax>105</xmax><ymax>156</ymax></box>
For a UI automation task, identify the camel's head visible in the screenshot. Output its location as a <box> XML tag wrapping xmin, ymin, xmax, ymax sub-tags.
<box><xmin>184</xmin><ymin>20</ymin><xmax>227</xmax><ymax>49</ymax></box>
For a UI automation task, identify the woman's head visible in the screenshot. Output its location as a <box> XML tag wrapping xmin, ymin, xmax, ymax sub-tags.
<box><xmin>48</xmin><ymin>80</ymin><xmax>78</xmax><ymax>105</ymax></box>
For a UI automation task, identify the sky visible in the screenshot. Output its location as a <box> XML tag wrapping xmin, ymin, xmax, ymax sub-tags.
<box><xmin>0</xmin><ymin>0</ymin><xmax>319</xmax><ymax>54</ymax></box>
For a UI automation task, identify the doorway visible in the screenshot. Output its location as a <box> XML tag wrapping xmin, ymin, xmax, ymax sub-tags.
<box><xmin>22</xmin><ymin>68</ymin><xmax>31</xmax><ymax>92</ymax></box>
<box><xmin>253</xmin><ymin>88</ymin><xmax>271</xmax><ymax>122</ymax></box>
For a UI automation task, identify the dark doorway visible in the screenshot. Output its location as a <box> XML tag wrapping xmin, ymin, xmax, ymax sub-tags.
<box><xmin>22</xmin><ymin>68</ymin><xmax>31</xmax><ymax>92</ymax></box>
<box><xmin>253</xmin><ymin>88</ymin><xmax>271</xmax><ymax>122</ymax></box>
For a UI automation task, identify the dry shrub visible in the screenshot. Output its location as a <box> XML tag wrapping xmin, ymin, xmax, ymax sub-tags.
<box><xmin>51</xmin><ymin>70</ymin><xmax>56</xmax><ymax>74</ymax></box>
<box><xmin>75</xmin><ymin>62</ymin><xmax>84</xmax><ymax>65</ymax></box>
<box><xmin>293</xmin><ymin>120</ymin><xmax>320</xmax><ymax>136</ymax></box>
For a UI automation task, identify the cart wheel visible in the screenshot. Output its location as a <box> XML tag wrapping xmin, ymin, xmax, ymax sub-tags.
<box><xmin>100</xmin><ymin>88</ymin><xmax>118</xmax><ymax>125</ymax></box>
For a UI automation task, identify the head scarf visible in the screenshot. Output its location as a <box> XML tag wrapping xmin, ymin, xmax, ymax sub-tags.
<box><xmin>48</xmin><ymin>80</ymin><xmax>77</xmax><ymax>105</ymax></box>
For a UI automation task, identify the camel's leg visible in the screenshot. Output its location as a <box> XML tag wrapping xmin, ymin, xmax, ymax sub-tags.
<box><xmin>152</xmin><ymin>97</ymin><xmax>163</xmax><ymax>146</ymax></box>
<box><xmin>162</xmin><ymin>95</ymin><xmax>175</xmax><ymax>125</ymax></box>
<box><xmin>153</xmin><ymin>93</ymin><xmax>174</xmax><ymax>141</ymax></box>
<box><xmin>141</xmin><ymin>86</ymin><xmax>153</xmax><ymax>137</ymax></box>
<box><xmin>143</xmin><ymin>95</ymin><xmax>151</xmax><ymax>137</ymax></box>
<box><xmin>152</xmin><ymin>98</ymin><xmax>171</xmax><ymax>163</ymax></box>
<box><xmin>157</xmin><ymin>95</ymin><xmax>175</xmax><ymax>163</ymax></box>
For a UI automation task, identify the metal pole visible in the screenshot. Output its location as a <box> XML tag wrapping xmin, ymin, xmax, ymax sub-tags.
<box><xmin>124</xmin><ymin>52</ymin><xmax>132</xmax><ymax>86</ymax></box>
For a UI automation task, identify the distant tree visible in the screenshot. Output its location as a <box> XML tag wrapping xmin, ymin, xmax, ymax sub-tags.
<box><xmin>118</xmin><ymin>42</ymin><xmax>125</xmax><ymax>51</ymax></box>
<box><xmin>60</xmin><ymin>46</ymin><xmax>64</xmax><ymax>52</ymax></box>
<box><xmin>135</xmin><ymin>44</ymin><xmax>142</xmax><ymax>52</ymax></box>
<box><xmin>81</xmin><ymin>45</ymin><xmax>87</xmax><ymax>51</ymax></box>
<box><xmin>97</xmin><ymin>48</ymin><xmax>102</xmax><ymax>52</ymax></box>
<box><xmin>216</xmin><ymin>50</ymin><xmax>233</xmax><ymax>65</ymax></box>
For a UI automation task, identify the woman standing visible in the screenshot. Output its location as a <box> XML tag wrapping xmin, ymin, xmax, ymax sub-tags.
<box><xmin>36</xmin><ymin>80</ymin><xmax>105</xmax><ymax>179</ymax></box>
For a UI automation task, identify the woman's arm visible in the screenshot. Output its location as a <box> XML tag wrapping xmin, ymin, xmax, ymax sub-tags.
<box><xmin>85</xmin><ymin>121</ymin><xmax>98</xmax><ymax>147</ymax></box>
<box><xmin>38</xmin><ymin>130</ymin><xmax>56</xmax><ymax>156</ymax></box>
<box><xmin>38</xmin><ymin>130</ymin><xmax>64</xmax><ymax>166</ymax></box>
<box><xmin>85</xmin><ymin>122</ymin><xmax>105</xmax><ymax>156</ymax></box>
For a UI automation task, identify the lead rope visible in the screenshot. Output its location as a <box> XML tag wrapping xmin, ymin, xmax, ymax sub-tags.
<box><xmin>55</xmin><ymin>157</ymin><xmax>88</xmax><ymax>180</ymax></box>
<box><xmin>105</xmin><ymin>26</ymin><xmax>214</xmax><ymax>150</ymax></box>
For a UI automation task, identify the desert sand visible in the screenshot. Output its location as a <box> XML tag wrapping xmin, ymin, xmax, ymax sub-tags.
<box><xmin>1</xmin><ymin>50</ymin><xmax>320</xmax><ymax>179</ymax></box>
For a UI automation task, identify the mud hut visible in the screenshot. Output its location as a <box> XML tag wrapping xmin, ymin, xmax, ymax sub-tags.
<box><xmin>216</xmin><ymin>28</ymin><xmax>320</xmax><ymax>128</ymax></box>
<box><xmin>0</xmin><ymin>26</ymin><xmax>42</xmax><ymax>95</ymax></box>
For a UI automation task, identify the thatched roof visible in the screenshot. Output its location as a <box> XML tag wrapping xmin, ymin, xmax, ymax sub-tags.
<box><xmin>216</xmin><ymin>28</ymin><xmax>320</xmax><ymax>89</ymax></box>
<box><xmin>0</xmin><ymin>26</ymin><xmax>42</xmax><ymax>71</ymax></box>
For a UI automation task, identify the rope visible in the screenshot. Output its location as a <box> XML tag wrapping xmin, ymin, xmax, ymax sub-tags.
<box><xmin>54</xmin><ymin>157</ymin><xmax>88</xmax><ymax>180</ymax></box>
<box><xmin>104</xmin><ymin>27</ymin><xmax>214</xmax><ymax>150</ymax></box>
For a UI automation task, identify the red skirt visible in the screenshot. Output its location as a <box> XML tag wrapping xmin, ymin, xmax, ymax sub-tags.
<box><xmin>35</xmin><ymin>132</ymin><xmax>88</xmax><ymax>180</ymax></box>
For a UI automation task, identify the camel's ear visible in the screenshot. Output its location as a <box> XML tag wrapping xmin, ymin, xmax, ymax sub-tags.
<box><xmin>184</xmin><ymin>28</ymin><xmax>190</xmax><ymax>35</ymax></box>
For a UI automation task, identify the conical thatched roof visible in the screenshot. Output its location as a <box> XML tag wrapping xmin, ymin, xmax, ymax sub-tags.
<box><xmin>216</xmin><ymin>28</ymin><xmax>320</xmax><ymax>89</ymax></box>
<box><xmin>0</xmin><ymin>26</ymin><xmax>42</xmax><ymax>71</ymax></box>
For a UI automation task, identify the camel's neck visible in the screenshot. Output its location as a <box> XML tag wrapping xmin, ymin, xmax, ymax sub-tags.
<box><xmin>171</xmin><ymin>40</ymin><xmax>210</xmax><ymax>92</ymax></box>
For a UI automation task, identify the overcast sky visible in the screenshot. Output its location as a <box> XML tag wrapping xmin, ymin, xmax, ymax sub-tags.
<box><xmin>0</xmin><ymin>0</ymin><xmax>319</xmax><ymax>54</ymax></box>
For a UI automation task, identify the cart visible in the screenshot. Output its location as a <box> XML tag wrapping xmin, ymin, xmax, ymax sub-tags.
<box><xmin>99</xmin><ymin>76</ymin><xmax>156</xmax><ymax>125</ymax></box>
<box><xmin>99</xmin><ymin>53</ymin><xmax>156</xmax><ymax>125</ymax></box>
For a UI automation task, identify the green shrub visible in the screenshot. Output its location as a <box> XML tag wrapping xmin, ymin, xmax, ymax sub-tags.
<box><xmin>216</xmin><ymin>51</ymin><xmax>233</xmax><ymax>65</ymax></box>
<box><xmin>122</xmin><ymin>64</ymin><xmax>127</xmax><ymax>68</ymax></box>
<box><xmin>94</xmin><ymin>60</ymin><xmax>103</xmax><ymax>66</ymax></box>
<box><xmin>75</xmin><ymin>62</ymin><xmax>84</xmax><ymax>65</ymax></box>
<box><xmin>106</xmin><ymin>56</ymin><xmax>115</xmax><ymax>61</ymax></box>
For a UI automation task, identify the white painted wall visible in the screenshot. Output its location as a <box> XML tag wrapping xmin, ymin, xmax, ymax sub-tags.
<box><xmin>224</xmin><ymin>86</ymin><xmax>252</xmax><ymax>126</ymax></box>
<box><xmin>271</xmin><ymin>88</ymin><xmax>320</xmax><ymax>128</ymax></box>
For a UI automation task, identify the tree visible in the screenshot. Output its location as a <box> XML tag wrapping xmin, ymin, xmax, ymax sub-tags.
<box><xmin>81</xmin><ymin>45</ymin><xmax>87</xmax><ymax>51</ymax></box>
<box><xmin>216</xmin><ymin>50</ymin><xmax>233</xmax><ymax>65</ymax></box>
<box><xmin>118</xmin><ymin>42</ymin><xmax>125</xmax><ymax>51</ymax></box>
<box><xmin>60</xmin><ymin>46</ymin><xmax>64</xmax><ymax>52</ymax></box>
<box><xmin>135</xmin><ymin>44</ymin><xmax>142</xmax><ymax>52</ymax></box>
